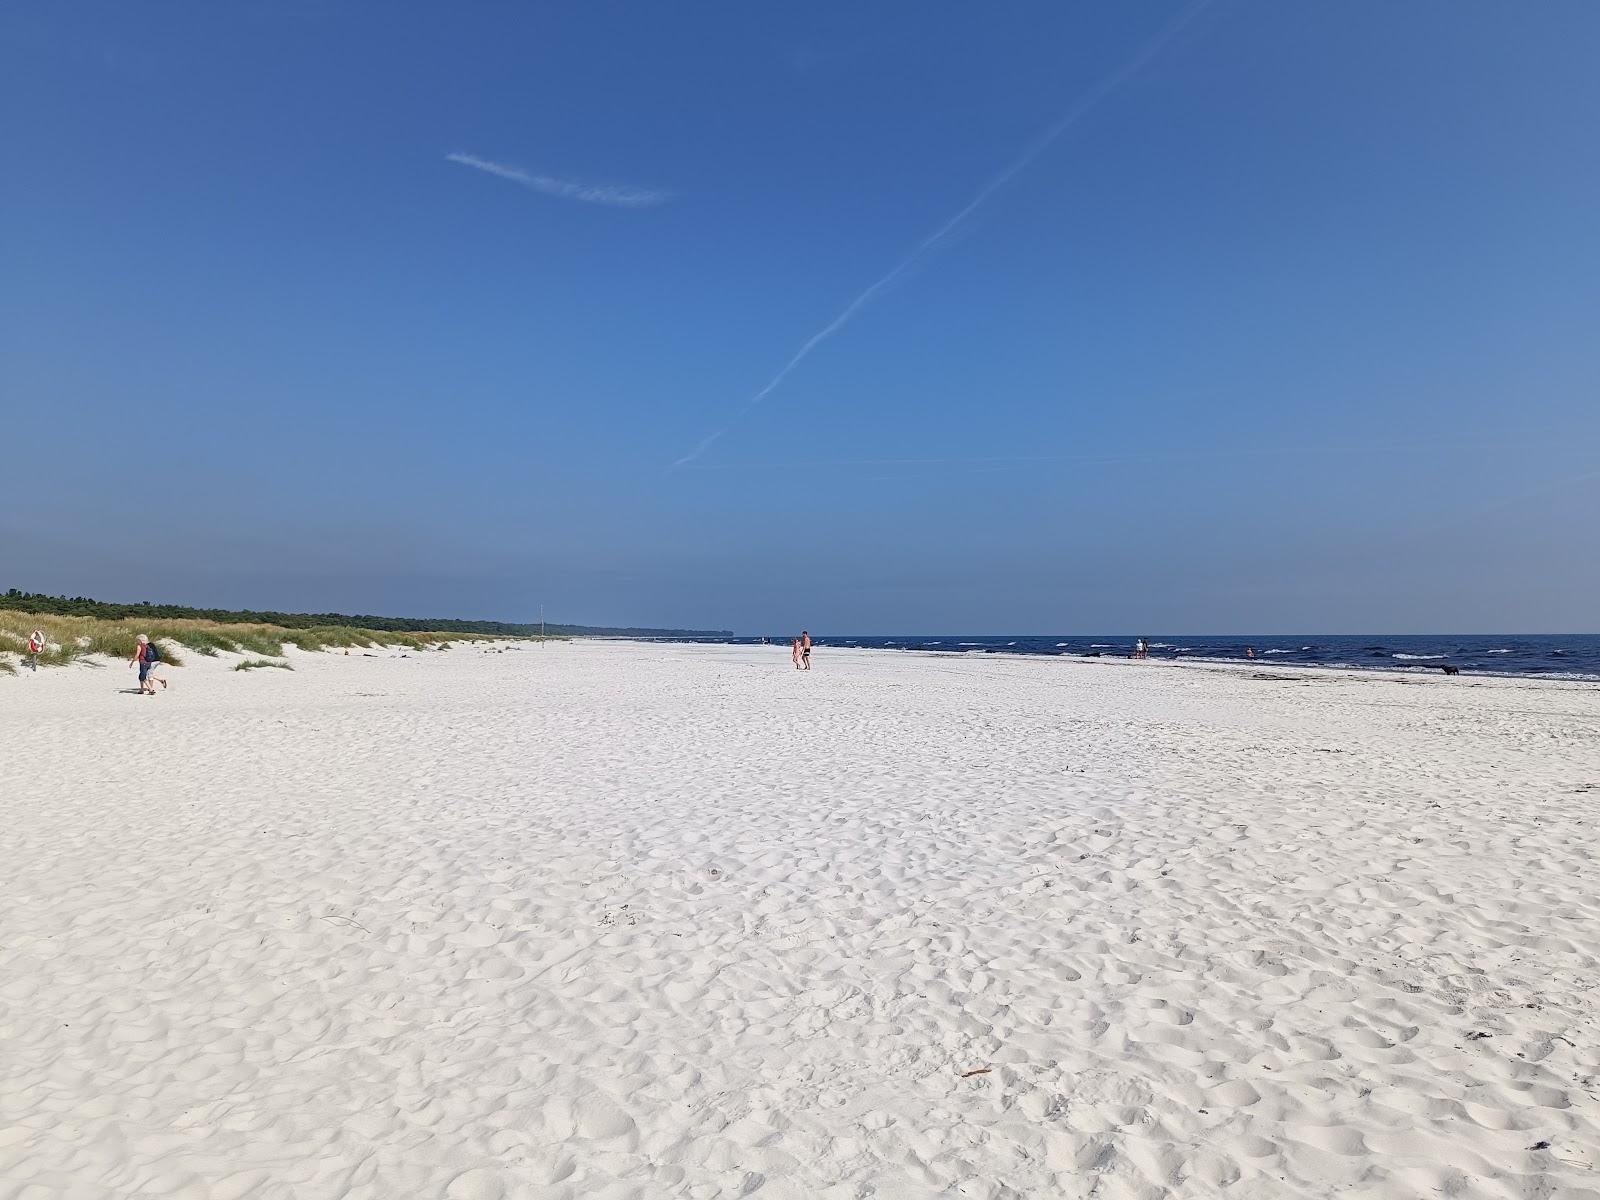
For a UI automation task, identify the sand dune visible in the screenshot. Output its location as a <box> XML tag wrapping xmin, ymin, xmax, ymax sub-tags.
<box><xmin>3</xmin><ymin>641</ymin><xmax>1598</xmax><ymax>1198</ymax></box>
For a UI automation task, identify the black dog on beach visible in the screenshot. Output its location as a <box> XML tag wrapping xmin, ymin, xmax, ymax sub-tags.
<box><xmin>1438</xmin><ymin>664</ymin><xmax>1461</xmax><ymax>676</ymax></box>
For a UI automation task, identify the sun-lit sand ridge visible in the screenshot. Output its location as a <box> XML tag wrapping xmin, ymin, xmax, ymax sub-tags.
<box><xmin>3</xmin><ymin>640</ymin><xmax>1598</xmax><ymax>1199</ymax></box>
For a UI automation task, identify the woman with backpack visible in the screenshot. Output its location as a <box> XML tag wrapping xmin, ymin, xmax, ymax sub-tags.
<box><xmin>132</xmin><ymin>634</ymin><xmax>167</xmax><ymax>694</ymax></box>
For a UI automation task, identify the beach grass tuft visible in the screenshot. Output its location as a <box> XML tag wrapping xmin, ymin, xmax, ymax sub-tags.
<box><xmin>0</xmin><ymin>609</ymin><xmax>503</xmax><ymax>674</ymax></box>
<box><xmin>227</xmin><ymin>630</ymin><xmax>288</xmax><ymax>657</ymax></box>
<box><xmin>235</xmin><ymin>659</ymin><xmax>293</xmax><ymax>671</ymax></box>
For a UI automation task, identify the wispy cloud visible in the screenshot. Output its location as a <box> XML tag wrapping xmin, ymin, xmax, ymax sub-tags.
<box><xmin>671</xmin><ymin>430</ymin><xmax>725</xmax><ymax>470</ymax></box>
<box><xmin>446</xmin><ymin>152</ymin><xmax>671</xmax><ymax>209</ymax></box>
<box><xmin>670</xmin><ymin>0</ymin><xmax>1214</xmax><ymax>468</ymax></box>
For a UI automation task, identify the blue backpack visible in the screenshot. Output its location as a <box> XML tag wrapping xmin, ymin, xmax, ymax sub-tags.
<box><xmin>145</xmin><ymin>642</ymin><xmax>161</xmax><ymax>662</ymax></box>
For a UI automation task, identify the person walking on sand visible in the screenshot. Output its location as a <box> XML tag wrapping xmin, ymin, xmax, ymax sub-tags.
<box><xmin>801</xmin><ymin>631</ymin><xmax>812</xmax><ymax>670</ymax></box>
<box><xmin>791</xmin><ymin>637</ymin><xmax>802</xmax><ymax>670</ymax></box>
<box><xmin>132</xmin><ymin>634</ymin><xmax>166</xmax><ymax>694</ymax></box>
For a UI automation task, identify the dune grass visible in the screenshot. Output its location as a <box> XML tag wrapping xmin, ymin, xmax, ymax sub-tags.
<box><xmin>0</xmin><ymin>610</ymin><xmax>495</xmax><ymax>673</ymax></box>
<box><xmin>235</xmin><ymin>659</ymin><xmax>293</xmax><ymax>672</ymax></box>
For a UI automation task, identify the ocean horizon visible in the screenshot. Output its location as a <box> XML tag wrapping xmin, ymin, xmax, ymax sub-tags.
<box><xmin>648</xmin><ymin>633</ymin><xmax>1600</xmax><ymax>681</ymax></box>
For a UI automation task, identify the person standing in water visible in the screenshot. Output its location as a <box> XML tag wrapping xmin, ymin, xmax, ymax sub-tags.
<box><xmin>801</xmin><ymin>631</ymin><xmax>812</xmax><ymax>670</ymax></box>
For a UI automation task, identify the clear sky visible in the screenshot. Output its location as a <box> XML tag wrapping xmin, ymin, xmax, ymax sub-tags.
<box><xmin>4</xmin><ymin>2</ymin><xmax>1597</xmax><ymax>633</ymax></box>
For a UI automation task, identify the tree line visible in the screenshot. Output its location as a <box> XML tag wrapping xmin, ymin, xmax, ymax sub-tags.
<box><xmin>0</xmin><ymin>590</ymin><xmax>731</xmax><ymax>639</ymax></box>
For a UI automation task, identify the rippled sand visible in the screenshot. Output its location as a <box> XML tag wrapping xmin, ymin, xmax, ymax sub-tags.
<box><xmin>4</xmin><ymin>640</ymin><xmax>1598</xmax><ymax>1199</ymax></box>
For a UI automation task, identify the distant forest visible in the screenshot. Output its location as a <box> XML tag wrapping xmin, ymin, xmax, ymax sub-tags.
<box><xmin>0</xmin><ymin>590</ymin><xmax>731</xmax><ymax>639</ymax></box>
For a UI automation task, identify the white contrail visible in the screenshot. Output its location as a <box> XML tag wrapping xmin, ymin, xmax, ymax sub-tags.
<box><xmin>447</xmin><ymin>152</ymin><xmax>670</xmax><ymax>208</ymax></box>
<box><xmin>671</xmin><ymin>430</ymin><xmax>725</xmax><ymax>469</ymax></box>
<box><xmin>672</xmin><ymin>0</ymin><xmax>1214</xmax><ymax>467</ymax></box>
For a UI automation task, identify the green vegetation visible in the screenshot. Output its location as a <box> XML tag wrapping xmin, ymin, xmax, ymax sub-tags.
<box><xmin>235</xmin><ymin>659</ymin><xmax>293</xmax><ymax>672</ymax></box>
<box><xmin>0</xmin><ymin>609</ymin><xmax>484</xmax><ymax>674</ymax></box>
<box><xmin>2</xmin><ymin>589</ymin><xmax>731</xmax><ymax>638</ymax></box>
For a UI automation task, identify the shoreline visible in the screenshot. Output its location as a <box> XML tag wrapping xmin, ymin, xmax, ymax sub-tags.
<box><xmin>633</xmin><ymin>637</ymin><xmax>1600</xmax><ymax>688</ymax></box>
<box><xmin>7</xmin><ymin>636</ymin><xmax>1599</xmax><ymax>694</ymax></box>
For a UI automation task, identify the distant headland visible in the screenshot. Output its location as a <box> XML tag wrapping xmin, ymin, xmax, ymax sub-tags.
<box><xmin>0</xmin><ymin>589</ymin><xmax>731</xmax><ymax>640</ymax></box>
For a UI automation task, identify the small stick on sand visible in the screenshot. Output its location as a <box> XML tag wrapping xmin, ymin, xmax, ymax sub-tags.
<box><xmin>319</xmin><ymin>915</ymin><xmax>372</xmax><ymax>935</ymax></box>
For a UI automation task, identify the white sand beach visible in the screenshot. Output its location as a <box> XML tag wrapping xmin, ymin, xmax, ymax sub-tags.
<box><xmin>3</xmin><ymin>641</ymin><xmax>1599</xmax><ymax>1200</ymax></box>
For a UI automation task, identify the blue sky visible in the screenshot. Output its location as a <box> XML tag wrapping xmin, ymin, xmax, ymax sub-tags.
<box><xmin>3</xmin><ymin>2</ymin><xmax>1597</xmax><ymax>633</ymax></box>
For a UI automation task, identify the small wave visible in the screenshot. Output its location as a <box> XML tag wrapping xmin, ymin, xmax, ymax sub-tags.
<box><xmin>959</xmin><ymin>642</ymin><xmax>981</xmax><ymax>646</ymax></box>
<box><xmin>1090</xmin><ymin>644</ymin><xmax>1115</xmax><ymax>648</ymax></box>
<box><xmin>1392</xmin><ymin>653</ymin><xmax>1445</xmax><ymax>661</ymax></box>
<box><xmin>1055</xmin><ymin>642</ymin><xmax>1071</xmax><ymax>647</ymax></box>
<box><xmin>925</xmin><ymin>641</ymin><xmax>942</xmax><ymax>646</ymax></box>
<box><xmin>1263</xmin><ymin>649</ymin><xmax>1293</xmax><ymax>655</ymax></box>
<box><xmin>1487</xmin><ymin>649</ymin><xmax>1513</xmax><ymax>654</ymax></box>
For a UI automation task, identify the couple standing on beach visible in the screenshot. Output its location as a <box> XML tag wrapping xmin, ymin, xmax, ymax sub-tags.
<box><xmin>791</xmin><ymin>631</ymin><xmax>811</xmax><ymax>671</ymax></box>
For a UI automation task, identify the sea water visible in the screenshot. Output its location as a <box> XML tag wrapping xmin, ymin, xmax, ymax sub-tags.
<box><xmin>659</xmin><ymin>634</ymin><xmax>1600</xmax><ymax>681</ymax></box>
